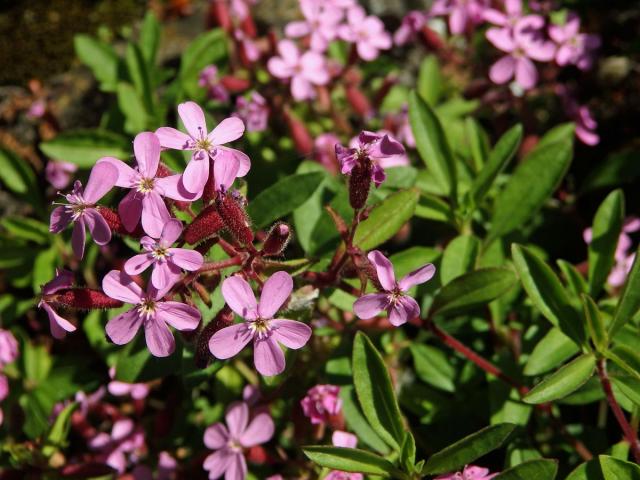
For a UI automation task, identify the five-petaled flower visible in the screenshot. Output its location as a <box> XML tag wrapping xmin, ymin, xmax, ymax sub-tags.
<box><xmin>203</xmin><ymin>401</ymin><xmax>274</xmax><ymax>480</ymax></box>
<box><xmin>548</xmin><ymin>13</ymin><xmax>600</xmax><ymax>71</ymax></box>
<box><xmin>435</xmin><ymin>465</ymin><xmax>499</xmax><ymax>480</ymax></box>
<box><xmin>326</xmin><ymin>431</ymin><xmax>363</xmax><ymax>480</ymax></box>
<box><xmin>209</xmin><ymin>271</ymin><xmax>312</xmax><ymax>376</ymax></box>
<box><xmin>124</xmin><ymin>218</ymin><xmax>204</xmax><ymax>290</ymax></box>
<box><xmin>338</xmin><ymin>6</ymin><xmax>392</xmax><ymax>61</ymax></box>
<box><xmin>284</xmin><ymin>0</ymin><xmax>343</xmax><ymax>52</ymax></box>
<box><xmin>354</xmin><ymin>250</ymin><xmax>436</xmax><ymax>326</ymax></box>
<box><xmin>102</xmin><ymin>270</ymin><xmax>201</xmax><ymax>357</ymax></box>
<box><xmin>38</xmin><ymin>269</ymin><xmax>77</xmax><ymax>339</ymax></box>
<box><xmin>301</xmin><ymin>384</ymin><xmax>342</xmax><ymax>425</ymax></box>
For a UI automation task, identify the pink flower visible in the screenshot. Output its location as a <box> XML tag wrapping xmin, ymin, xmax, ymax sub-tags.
<box><xmin>549</xmin><ymin>14</ymin><xmax>600</xmax><ymax>71</ymax></box>
<box><xmin>233</xmin><ymin>92</ymin><xmax>269</xmax><ymax>132</ymax></box>
<box><xmin>483</xmin><ymin>0</ymin><xmax>526</xmax><ymax>31</ymax></box>
<box><xmin>199</xmin><ymin>65</ymin><xmax>230</xmax><ymax>102</ymax></box>
<box><xmin>394</xmin><ymin>11</ymin><xmax>428</xmax><ymax>46</ymax></box>
<box><xmin>285</xmin><ymin>0</ymin><xmax>343</xmax><ymax>52</ymax></box>
<box><xmin>102</xmin><ymin>270</ymin><xmax>201</xmax><ymax>357</ymax></box>
<box><xmin>49</xmin><ymin>162</ymin><xmax>118</xmax><ymax>259</ymax></box>
<box><xmin>267</xmin><ymin>40</ymin><xmax>330</xmax><ymax>101</ymax></box>
<box><xmin>431</xmin><ymin>0</ymin><xmax>489</xmax><ymax>35</ymax></box>
<box><xmin>338</xmin><ymin>6</ymin><xmax>391</xmax><ymax>61</ymax></box>
<box><xmin>90</xmin><ymin>418</ymin><xmax>146</xmax><ymax>474</ymax></box>
<box><xmin>158</xmin><ymin>451</ymin><xmax>178</xmax><ymax>480</ymax></box>
<box><xmin>349</xmin><ymin>131</ymin><xmax>409</xmax><ymax>171</ymax></box>
<box><xmin>45</xmin><ymin>160</ymin><xmax>78</xmax><ymax>190</ymax></box>
<box><xmin>209</xmin><ymin>271</ymin><xmax>312</xmax><ymax>376</ymax></box>
<box><xmin>557</xmin><ymin>85</ymin><xmax>599</xmax><ymax>146</ymax></box>
<box><xmin>0</xmin><ymin>374</ymin><xmax>8</xmax><ymax>426</ymax></box>
<box><xmin>203</xmin><ymin>401</ymin><xmax>274</xmax><ymax>480</ymax></box>
<box><xmin>155</xmin><ymin>102</ymin><xmax>250</xmax><ymax>194</ymax></box>
<box><xmin>99</xmin><ymin>132</ymin><xmax>200</xmax><ymax>238</ymax></box>
<box><xmin>0</xmin><ymin>329</ymin><xmax>18</xmax><ymax>367</ymax></box>
<box><xmin>487</xmin><ymin>17</ymin><xmax>556</xmax><ymax>90</ymax></box>
<box><xmin>314</xmin><ymin>133</ymin><xmax>341</xmax><ymax>174</ymax></box>
<box><xmin>38</xmin><ymin>269</ymin><xmax>76</xmax><ymax>339</ymax></box>
<box><xmin>230</xmin><ymin>0</ymin><xmax>257</xmax><ymax>21</ymax></box>
<box><xmin>27</xmin><ymin>99</ymin><xmax>46</xmax><ymax>119</ymax></box>
<box><xmin>124</xmin><ymin>218</ymin><xmax>204</xmax><ymax>290</ymax></box>
<box><xmin>235</xmin><ymin>29</ymin><xmax>261</xmax><ymax>62</ymax></box>
<box><xmin>435</xmin><ymin>465</ymin><xmax>499</xmax><ymax>480</ymax></box>
<box><xmin>108</xmin><ymin>367</ymin><xmax>150</xmax><ymax>400</ymax></box>
<box><xmin>336</xmin><ymin>131</ymin><xmax>405</xmax><ymax>187</ymax></box>
<box><xmin>325</xmin><ymin>431</ymin><xmax>363</xmax><ymax>480</ymax></box>
<box><xmin>354</xmin><ymin>250</ymin><xmax>436</xmax><ymax>326</ymax></box>
<box><xmin>300</xmin><ymin>384</ymin><xmax>341</xmax><ymax>425</ymax></box>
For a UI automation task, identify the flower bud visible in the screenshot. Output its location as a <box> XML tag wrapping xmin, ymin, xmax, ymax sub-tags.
<box><xmin>195</xmin><ymin>308</ymin><xmax>234</xmax><ymax>368</ymax></box>
<box><xmin>348</xmin><ymin>159</ymin><xmax>373</xmax><ymax>210</ymax></box>
<box><xmin>183</xmin><ymin>205</ymin><xmax>225</xmax><ymax>245</ymax></box>
<box><xmin>346</xmin><ymin>84</ymin><xmax>372</xmax><ymax>118</ymax></box>
<box><xmin>207</xmin><ymin>0</ymin><xmax>232</xmax><ymax>33</ymax></box>
<box><xmin>52</xmin><ymin>288</ymin><xmax>124</xmax><ymax>310</ymax></box>
<box><xmin>216</xmin><ymin>193</ymin><xmax>254</xmax><ymax>246</ymax></box>
<box><xmin>98</xmin><ymin>207</ymin><xmax>144</xmax><ymax>238</ymax></box>
<box><xmin>284</xmin><ymin>109</ymin><xmax>313</xmax><ymax>156</ymax></box>
<box><xmin>262</xmin><ymin>223</ymin><xmax>291</xmax><ymax>257</ymax></box>
<box><xmin>221</xmin><ymin>75</ymin><xmax>252</xmax><ymax>93</ymax></box>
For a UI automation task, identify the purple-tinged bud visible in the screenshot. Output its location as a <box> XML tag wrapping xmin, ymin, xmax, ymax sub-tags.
<box><xmin>216</xmin><ymin>193</ymin><xmax>254</xmax><ymax>246</ymax></box>
<box><xmin>262</xmin><ymin>222</ymin><xmax>291</xmax><ymax>257</ymax></box>
<box><xmin>183</xmin><ymin>205</ymin><xmax>225</xmax><ymax>245</ymax></box>
<box><xmin>195</xmin><ymin>308</ymin><xmax>234</xmax><ymax>368</ymax></box>
<box><xmin>51</xmin><ymin>288</ymin><xmax>124</xmax><ymax>310</ymax></box>
<box><xmin>348</xmin><ymin>158</ymin><xmax>373</xmax><ymax>210</ymax></box>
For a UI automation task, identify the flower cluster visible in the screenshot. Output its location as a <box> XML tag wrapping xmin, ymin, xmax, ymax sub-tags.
<box><xmin>0</xmin><ymin>329</ymin><xmax>18</xmax><ymax>426</ymax></box>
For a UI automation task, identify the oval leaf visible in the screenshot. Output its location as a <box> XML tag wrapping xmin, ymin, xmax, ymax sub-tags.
<box><xmin>599</xmin><ymin>455</ymin><xmax>640</xmax><ymax>480</ymax></box>
<box><xmin>302</xmin><ymin>446</ymin><xmax>399</xmax><ymax>476</ymax></box>
<box><xmin>524</xmin><ymin>353</ymin><xmax>596</xmax><ymax>404</ymax></box>
<box><xmin>40</xmin><ymin>130</ymin><xmax>130</xmax><ymax>168</ymax></box>
<box><xmin>609</xmin><ymin>246</ymin><xmax>640</xmax><ymax>336</ymax></box>
<box><xmin>582</xmin><ymin>294</ymin><xmax>608</xmax><ymax>353</ymax></box>
<box><xmin>524</xmin><ymin>328</ymin><xmax>580</xmax><ymax>376</ymax></box>
<box><xmin>440</xmin><ymin>234</ymin><xmax>481</xmax><ymax>284</ymax></box>
<box><xmin>494</xmin><ymin>459</ymin><xmax>559</xmax><ymax>480</ymax></box>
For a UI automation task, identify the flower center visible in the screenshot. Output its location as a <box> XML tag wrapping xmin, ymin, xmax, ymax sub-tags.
<box><xmin>195</xmin><ymin>138</ymin><xmax>213</xmax><ymax>151</ymax></box>
<box><xmin>152</xmin><ymin>245</ymin><xmax>170</xmax><ymax>260</ymax></box>
<box><xmin>137</xmin><ymin>177</ymin><xmax>155</xmax><ymax>193</ymax></box>
<box><xmin>138</xmin><ymin>298</ymin><xmax>156</xmax><ymax>318</ymax></box>
<box><xmin>227</xmin><ymin>439</ymin><xmax>242</xmax><ymax>453</ymax></box>
<box><xmin>249</xmin><ymin>318</ymin><xmax>272</xmax><ymax>339</ymax></box>
<box><xmin>68</xmin><ymin>203</ymin><xmax>88</xmax><ymax>220</ymax></box>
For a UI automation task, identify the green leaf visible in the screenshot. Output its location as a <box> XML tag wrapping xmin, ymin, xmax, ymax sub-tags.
<box><xmin>430</xmin><ymin>267</ymin><xmax>517</xmax><ymax>316</ymax></box>
<box><xmin>609</xmin><ymin>246</ymin><xmax>640</xmax><ymax>336</ymax></box>
<box><xmin>115</xmin><ymin>334</ymin><xmax>183</xmax><ymax>382</ymax></box>
<box><xmin>409</xmin><ymin>91</ymin><xmax>457</xmax><ymax>201</ymax></box>
<box><xmin>125</xmin><ymin>43</ymin><xmax>154</xmax><ymax>113</ymax></box>
<box><xmin>117</xmin><ymin>82</ymin><xmax>148</xmax><ymax>134</ymax></box>
<box><xmin>417</xmin><ymin>55</ymin><xmax>443</xmax><ymax>106</ymax></box>
<box><xmin>352</xmin><ymin>332</ymin><xmax>404</xmax><ymax>450</ymax></box>
<box><xmin>1</xmin><ymin>217</ymin><xmax>50</xmax><ymax>244</ymax></box>
<box><xmin>400</xmin><ymin>432</ymin><xmax>417</xmax><ymax>473</ymax></box>
<box><xmin>0</xmin><ymin>147</ymin><xmax>37</xmax><ymax>196</ymax></box>
<box><xmin>588</xmin><ymin>189</ymin><xmax>624</xmax><ymax>296</ymax></box>
<box><xmin>599</xmin><ymin>455</ymin><xmax>640</xmax><ymax>480</ymax></box>
<box><xmin>512</xmin><ymin>244</ymin><xmax>584</xmax><ymax>345</ymax></box>
<box><xmin>415</xmin><ymin>193</ymin><xmax>454</xmax><ymax>223</ymax></box>
<box><xmin>40</xmin><ymin>130</ymin><xmax>130</xmax><ymax>168</ymax></box>
<box><xmin>353</xmin><ymin>189</ymin><xmax>419</xmax><ymax>251</ymax></box>
<box><xmin>566</xmin><ymin>459</ymin><xmax>605</xmax><ymax>480</ymax></box>
<box><xmin>582</xmin><ymin>294</ymin><xmax>608</xmax><ymax>352</ymax></box>
<box><xmin>536</xmin><ymin>122</ymin><xmax>575</xmax><ymax>149</ymax></box>
<box><xmin>74</xmin><ymin>34</ymin><xmax>119</xmax><ymax>91</ymax></box>
<box><xmin>494</xmin><ymin>459</ymin><xmax>558</xmax><ymax>479</ymax></box>
<box><xmin>524</xmin><ymin>328</ymin><xmax>580</xmax><ymax>376</ymax></box>
<box><xmin>247</xmin><ymin>172</ymin><xmax>326</xmax><ymax>229</ymax></box>
<box><xmin>179</xmin><ymin>29</ymin><xmax>227</xmax><ymax>98</ymax></box>
<box><xmin>469</xmin><ymin>124</ymin><xmax>522</xmax><ymax>206</ymax></box>
<box><xmin>139</xmin><ymin>11</ymin><xmax>161</xmax><ymax>65</ymax></box>
<box><xmin>607</xmin><ymin>345</ymin><xmax>640</xmax><ymax>381</ymax></box>
<box><xmin>46</xmin><ymin>402</ymin><xmax>78</xmax><ymax>447</ymax></box>
<box><xmin>523</xmin><ymin>353</ymin><xmax>596</xmax><ymax>404</ymax></box>
<box><xmin>422</xmin><ymin>423</ymin><xmax>516</xmax><ymax>474</ymax></box>
<box><xmin>465</xmin><ymin>117</ymin><xmax>489</xmax><ymax>172</ymax></box>
<box><xmin>32</xmin><ymin>246</ymin><xmax>58</xmax><ymax>293</ymax></box>
<box><xmin>582</xmin><ymin>150</ymin><xmax>640</xmax><ymax>193</ymax></box>
<box><xmin>488</xmin><ymin>140</ymin><xmax>572</xmax><ymax>242</ymax></box>
<box><xmin>410</xmin><ymin>344</ymin><xmax>456</xmax><ymax>392</ymax></box>
<box><xmin>557</xmin><ymin>259</ymin><xmax>588</xmax><ymax>297</ymax></box>
<box><xmin>440</xmin><ymin>235</ymin><xmax>480</xmax><ymax>284</ymax></box>
<box><xmin>302</xmin><ymin>447</ymin><xmax>400</xmax><ymax>476</ymax></box>
<box><xmin>340</xmin><ymin>386</ymin><xmax>390</xmax><ymax>455</ymax></box>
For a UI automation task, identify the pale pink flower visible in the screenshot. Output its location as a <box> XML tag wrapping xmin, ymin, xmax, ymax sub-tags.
<box><xmin>158</xmin><ymin>451</ymin><xmax>178</xmax><ymax>480</ymax></box>
<box><xmin>124</xmin><ymin>219</ymin><xmax>203</xmax><ymax>290</ymax></box>
<box><xmin>557</xmin><ymin>85</ymin><xmax>599</xmax><ymax>146</ymax></box>
<box><xmin>314</xmin><ymin>133</ymin><xmax>341</xmax><ymax>173</ymax></box>
<box><xmin>203</xmin><ymin>401</ymin><xmax>274</xmax><ymax>480</ymax></box>
<box><xmin>38</xmin><ymin>269</ymin><xmax>76</xmax><ymax>339</ymax></box>
<box><xmin>209</xmin><ymin>271</ymin><xmax>312</xmax><ymax>376</ymax></box>
<box><xmin>300</xmin><ymin>384</ymin><xmax>341</xmax><ymax>425</ymax></box>
<box><xmin>354</xmin><ymin>250</ymin><xmax>436</xmax><ymax>326</ymax></box>
<box><xmin>285</xmin><ymin>0</ymin><xmax>343</xmax><ymax>52</ymax></box>
<box><xmin>108</xmin><ymin>367</ymin><xmax>150</xmax><ymax>400</ymax></box>
<box><xmin>338</xmin><ymin>6</ymin><xmax>391</xmax><ymax>61</ymax></box>
<box><xmin>230</xmin><ymin>0</ymin><xmax>257</xmax><ymax>21</ymax></box>
<box><xmin>233</xmin><ymin>92</ymin><xmax>269</xmax><ymax>132</ymax></box>
<box><xmin>267</xmin><ymin>40</ymin><xmax>330</xmax><ymax>101</ymax></box>
<box><xmin>98</xmin><ymin>132</ymin><xmax>199</xmax><ymax>238</ymax></box>
<box><xmin>235</xmin><ymin>29</ymin><xmax>261</xmax><ymax>62</ymax></box>
<box><xmin>155</xmin><ymin>102</ymin><xmax>250</xmax><ymax>194</ymax></box>
<box><xmin>0</xmin><ymin>329</ymin><xmax>18</xmax><ymax>367</ymax></box>
<box><xmin>325</xmin><ymin>431</ymin><xmax>363</xmax><ymax>480</ymax></box>
<box><xmin>102</xmin><ymin>270</ymin><xmax>200</xmax><ymax>357</ymax></box>
<box><xmin>199</xmin><ymin>65</ymin><xmax>230</xmax><ymax>102</ymax></box>
<box><xmin>435</xmin><ymin>465</ymin><xmax>499</xmax><ymax>480</ymax></box>
<box><xmin>49</xmin><ymin>162</ymin><xmax>118</xmax><ymax>259</ymax></box>
<box><xmin>431</xmin><ymin>0</ymin><xmax>489</xmax><ymax>35</ymax></box>
<box><xmin>45</xmin><ymin>160</ymin><xmax>78</xmax><ymax>190</ymax></box>
<box><xmin>549</xmin><ymin>13</ymin><xmax>600</xmax><ymax>71</ymax></box>
<box><xmin>394</xmin><ymin>11</ymin><xmax>428</xmax><ymax>46</ymax></box>
<box><xmin>90</xmin><ymin>418</ymin><xmax>146</xmax><ymax>474</ymax></box>
<box><xmin>0</xmin><ymin>374</ymin><xmax>8</xmax><ymax>426</ymax></box>
<box><xmin>27</xmin><ymin>99</ymin><xmax>46</xmax><ymax>119</ymax></box>
<box><xmin>483</xmin><ymin>0</ymin><xmax>527</xmax><ymax>31</ymax></box>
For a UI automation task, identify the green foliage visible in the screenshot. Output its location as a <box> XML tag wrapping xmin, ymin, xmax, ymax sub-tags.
<box><xmin>302</xmin><ymin>447</ymin><xmax>401</xmax><ymax>476</ymax></box>
<box><xmin>40</xmin><ymin>130</ymin><xmax>130</xmax><ymax>167</ymax></box>
<box><xmin>524</xmin><ymin>354</ymin><xmax>596</xmax><ymax>404</ymax></box>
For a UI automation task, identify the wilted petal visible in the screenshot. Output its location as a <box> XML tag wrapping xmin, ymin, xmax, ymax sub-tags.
<box><xmin>353</xmin><ymin>293</ymin><xmax>389</xmax><ymax>319</ymax></box>
<box><xmin>254</xmin><ymin>336</ymin><xmax>286</xmax><ymax>376</ymax></box>
<box><xmin>239</xmin><ymin>413</ymin><xmax>275</xmax><ymax>447</ymax></box>
<box><xmin>42</xmin><ymin>303</ymin><xmax>76</xmax><ymax>339</ymax></box>
<box><xmin>105</xmin><ymin>309</ymin><xmax>143</xmax><ymax>345</ymax></box>
<box><xmin>209</xmin><ymin>323</ymin><xmax>253</xmax><ymax>359</ymax></box>
<box><xmin>221</xmin><ymin>276</ymin><xmax>259</xmax><ymax>320</ymax></box>
<box><xmin>258</xmin><ymin>271</ymin><xmax>293</xmax><ymax>318</ymax></box>
<box><xmin>367</xmin><ymin>250</ymin><xmax>396</xmax><ymax>290</ymax></box>
<box><xmin>271</xmin><ymin>319</ymin><xmax>311</xmax><ymax>349</ymax></box>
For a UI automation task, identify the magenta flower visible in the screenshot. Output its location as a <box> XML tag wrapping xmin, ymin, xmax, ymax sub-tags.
<box><xmin>108</xmin><ymin>367</ymin><xmax>149</xmax><ymax>400</ymax></box>
<box><xmin>199</xmin><ymin>65</ymin><xmax>230</xmax><ymax>102</ymax></box>
<box><xmin>354</xmin><ymin>250</ymin><xmax>436</xmax><ymax>326</ymax></box>
<box><xmin>38</xmin><ymin>269</ymin><xmax>76</xmax><ymax>339</ymax></box>
<box><xmin>203</xmin><ymin>401</ymin><xmax>274</xmax><ymax>480</ymax></box>
<box><xmin>557</xmin><ymin>85</ymin><xmax>599</xmax><ymax>146</ymax></box>
<box><xmin>483</xmin><ymin>0</ymin><xmax>526</xmax><ymax>31</ymax></box>
<box><xmin>209</xmin><ymin>271</ymin><xmax>312</xmax><ymax>376</ymax></box>
<box><xmin>394</xmin><ymin>11</ymin><xmax>427</xmax><ymax>46</ymax></box>
<box><xmin>45</xmin><ymin>160</ymin><xmax>78</xmax><ymax>190</ymax></box>
<box><xmin>301</xmin><ymin>384</ymin><xmax>342</xmax><ymax>425</ymax></box>
<box><xmin>0</xmin><ymin>329</ymin><xmax>18</xmax><ymax>367</ymax></box>
<box><xmin>124</xmin><ymin>218</ymin><xmax>204</xmax><ymax>290</ymax></box>
<box><xmin>336</xmin><ymin>131</ymin><xmax>405</xmax><ymax>187</ymax></box>
<box><xmin>233</xmin><ymin>92</ymin><xmax>269</xmax><ymax>133</ymax></box>
<box><xmin>155</xmin><ymin>102</ymin><xmax>250</xmax><ymax>194</ymax></box>
<box><xmin>431</xmin><ymin>0</ymin><xmax>489</xmax><ymax>35</ymax></box>
<box><xmin>349</xmin><ymin>130</ymin><xmax>409</xmax><ymax>171</ymax></box>
<box><xmin>102</xmin><ymin>270</ymin><xmax>201</xmax><ymax>357</ymax></box>
<box><xmin>338</xmin><ymin>6</ymin><xmax>391</xmax><ymax>61</ymax></box>
<box><xmin>487</xmin><ymin>18</ymin><xmax>556</xmax><ymax>90</ymax></box>
<box><xmin>435</xmin><ymin>465</ymin><xmax>499</xmax><ymax>480</ymax></box>
<box><xmin>326</xmin><ymin>431</ymin><xmax>363</xmax><ymax>480</ymax></box>
<box><xmin>0</xmin><ymin>374</ymin><xmax>8</xmax><ymax>426</ymax></box>
<box><xmin>267</xmin><ymin>40</ymin><xmax>330</xmax><ymax>101</ymax></box>
<box><xmin>89</xmin><ymin>418</ymin><xmax>146</xmax><ymax>474</ymax></box>
<box><xmin>49</xmin><ymin>162</ymin><xmax>118</xmax><ymax>259</ymax></box>
<box><xmin>285</xmin><ymin>0</ymin><xmax>343</xmax><ymax>52</ymax></box>
<box><xmin>549</xmin><ymin>14</ymin><xmax>600</xmax><ymax>71</ymax></box>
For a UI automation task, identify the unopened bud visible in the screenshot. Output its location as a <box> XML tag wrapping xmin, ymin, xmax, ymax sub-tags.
<box><xmin>420</xmin><ymin>25</ymin><xmax>445</xmax><ymax>51</ymax></box>
<box><xmin>221</xmin><ymin>76</ymin><xmax>251</xmax><ymax>93</ymax></box>
<box><xmin>284</xmin><ymin>109</ymin><xmax>313</xmax><ymax>156</ymax></box>
<box><xmin>183</xmin><ymin>205</ymin><xmax>224</xmax><ymax>245</ymax></box>
<box><xmin>346</xmin><ymin>84</ymin><xmax>372</xmax><ymax>118</ymax></box>
<box><xmin>155</xmin><ymin>163</ymin><xmax>173</xmax><ymax>178</ymax></box>
<box><xmin>352</xmin><ymin>253</ymin><xmax>383</xmax><ymax>291</ymax></box>
<box><xmin>216</xmin><ymin>193</ymin><xmax>254</xmax><ymax>246</ymax></box>
<box><xmin>207</xmin><ymin>0</ymin><xmax>232</xmax><ymax>32</ymax></box>
<box><xmin>195</xmin><ymin>308</ymin><xmax>234</xmax><ymax>368</ymax></box>
<box><xmin>51</xmin><ymin>288</ymin><xmax>123</xmax><ymax>310</ymax></box>
<box><xmin>98</xmin><ymin>207</ymin><xmax>144</xmax><ymax>238</ymax></box>
<box><xmin>262</xmin><ymin>223</ymin><xmax>291</xmax><ymax>257</ymax></box>
<box><xmin>348</xmin><ymin>159</ymin><xmax>373</xmax><ymax>210</ymax></box>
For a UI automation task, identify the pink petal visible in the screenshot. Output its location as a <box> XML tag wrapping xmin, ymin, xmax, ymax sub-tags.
<box><xmin>141</xmin><ymin>191</ymin><xmax>171</xmax><ymax>238</ymax></box>
<box><xmin>72</xmin><ymin>218</ymin><xmax>86</xmax><ymax>259</ymax></box>
<box><xmin>347</xmin><ymin>5</ymin><xmax>365</xmax><ymax>24</ymax></box>
<box><xmin>556</xmin><ymin>44</ymin><xmax>574</xmax><ymax>65</ymax></box>
<box><xmin>525</xmin><ymin>40</ymin><xmax>556</xmax><ymax>62</ymax></box>
<box><xmin>203</xmin><ymin>449</ymin><xmax>234</xmax><ymax>478</ymax></box>
<box><xmin>168</xmin><ymin>248</ymin><xmax>203</xmax><ymax>271</ymax></box>
<box><xmin>388</xmin><ymin>295</ymin><xmax>419</xmax><ymax>326</ymax></box>
<box><xmin>225</xmin><ymin>453</ymin><xmax>247</xmax><ymax>480</ymax></box>
<box><xmin>254</xmin><ymin>336</ymin><xmax>286</xmax><ymax>376</ymax></box>
<box><xmin>204</xmin><ymin>423</ymin><xmax>229</xmax><ymax>450</ymax></box>
<box><xmin>133</xmin><ymin>132</ymin><xmax>161</xmax><ymax>178</ymax></box>
<box><xmin>367</xmin><ymin>250</ymin><xmax>396</xmax><ymax>290</ymax></box>
<box><xmin>97</xmin><ymin>157</ymin><xmax>137</xmax><ymax>188</ymax></box>
<box><xmin>489</xmin><ymin>55</ymin><xmax>516</xmax><ymax>84</ymax></box>
<box><xmin>118</xmin><ymin>190</ymin><xmax>143</xmax><ymax>232</ymax></box>
<box><xmin>291</xmin><ymin>75</ymin><xmax>314</xmax><ymax>100</ymax></box>
<box><xmin>449</xmin><ymin>7</ymin><xmax>467</xmax><ymax>34</ymax></box>
<box><xmin>49</xmin><ymin>206</ymin><xmax>72</xmax><ymax>233</ymax></box>
<box><xmin>154</xmin><ymin>127</ymin><xmax>192</xmax><ymax>150</ymax></box>
<box><xmin>271</xmin><ymin>319</ymin><xmax>311</xmax><ymax>349</ymax></box>
<box><xmin>226</xmin><ymin>401</ymin><xmax>249</xmax><ymax>438</ymax></box>
<box><xmin>208</xmin><ymin>117</ymin><xmax>245</xmax><ymax>145</ymax></box>
<box><xmin>182</xmin><ymin>156</ymin><xmax>210</xmax><ymax>194</ymax></box>
<box><xmin>156</xmin><ymin>175</ymin><xmax>201</xmax><ymax>201</ymax></box>
<box><xmin>102</xmin><ymin>270</ymin><xmax>144</xmax><ymax>304</ymax></box>
<box><xmin>213</xmin><ymin>152</ymin><xmax>240</xmax><ymax>192</ymax></box>
<box><xmin>42</xmin><ymin>303</ymin><xmax>76</xmax><ymax>339</ymax></box>
<box><xmin>151</xmin><ymin>262</ymin><xmax>181</xmax><ymax>290</ymax></box>
<box><xmin>160</xmin><ymin>218</ymin><xmax>183</xmax><ymax>246</ymax></box>
<box><xmin>505</xmin><ymin>0</ymin><xmax>522</xmax><ymax>16</ymax></box>
<box><xmin>353</xmin><ymin>293</ymin><xmax>389</xmax><ymax>319</ymax></box>
<box><xmin>277</xmin><ymin>39</ymin><xmax>300</xmax><ymax>65</ymax></box>
<box><xmin>332</xmin><ymin>431</ymin><xmax>358</xmax><ymax>448</ymax></box>
<box><xmin>155</xmin><ymin>301</ymin><xmax>200</xmax><ymax>331</ymax></box>
<box><xmin>483</xmin><ymin>9</ymin><xmax>507</xmax><ymax>26</ymax></box>
<box><xmin>209</xmin><ymin>323</ymin><xmax>253</xmax><ymax>359</ymax></box>
<box><xmin>267</xmin><ymin>57</ymin><xmax>294</xmax><ymax>79</ymax></box>
<box><xmin>144</xmin><ymin>316</ymin><xmax>175</xmax><ymax>357</ymax></box>
<box><xmin>239</xmin><ymin>413</ymin><xmax>275</xmax><ymax>447</ymax></box>
<box><xmin>486</xmin><ymin>28</ymin><xmax>515</xmax><ymax>52</ymax></box>
<box><xmin>106</xmin><ymin>309</ymin><xmax>143</xmax><ymax>345</ymax></box>
<box><xmin>221</xmin><ymin>276</ymin><xmax>259</xmax><ymax>320</ymax></box>
<box><xmin>83</xmin><ymin>162</ymin><xmax>118</xmax><ymax>203</ymax></box>
<box><xmin>218</xmin><ymin>146</ymin><xmax>251</xmax><ymax>177</ymax></box>
<box><xmin>177</xmin><ymin>101</ymin><xmax>207</xmax><ymax>139</ymax></box>
<box><xmin>356</xmin><ymin>42</ymin><xmax>379</xmax><ymax>61</ymax></box>
<box><xmin>84</xmin><ymin>209</ymin><xmax>112</xmax><ymax>245</ymax></box>
<box><xmin>285</xmin><ymin>20</ymin><xmax>311</xmax><ymax>38</ymax></box>
<box><xmin>258</xmin><ymin>271</ymin><xmax>293</xmax><ymax>318</ymax></box>
<box><xmin>515</xmin><ymin>57</ymin><xmax>537</xmax><ymax>89</ymax></box>
<box><xmin>399</xmin><ymin>263</ymin><xmax>436</xmax><ymax>291</ymax></box>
